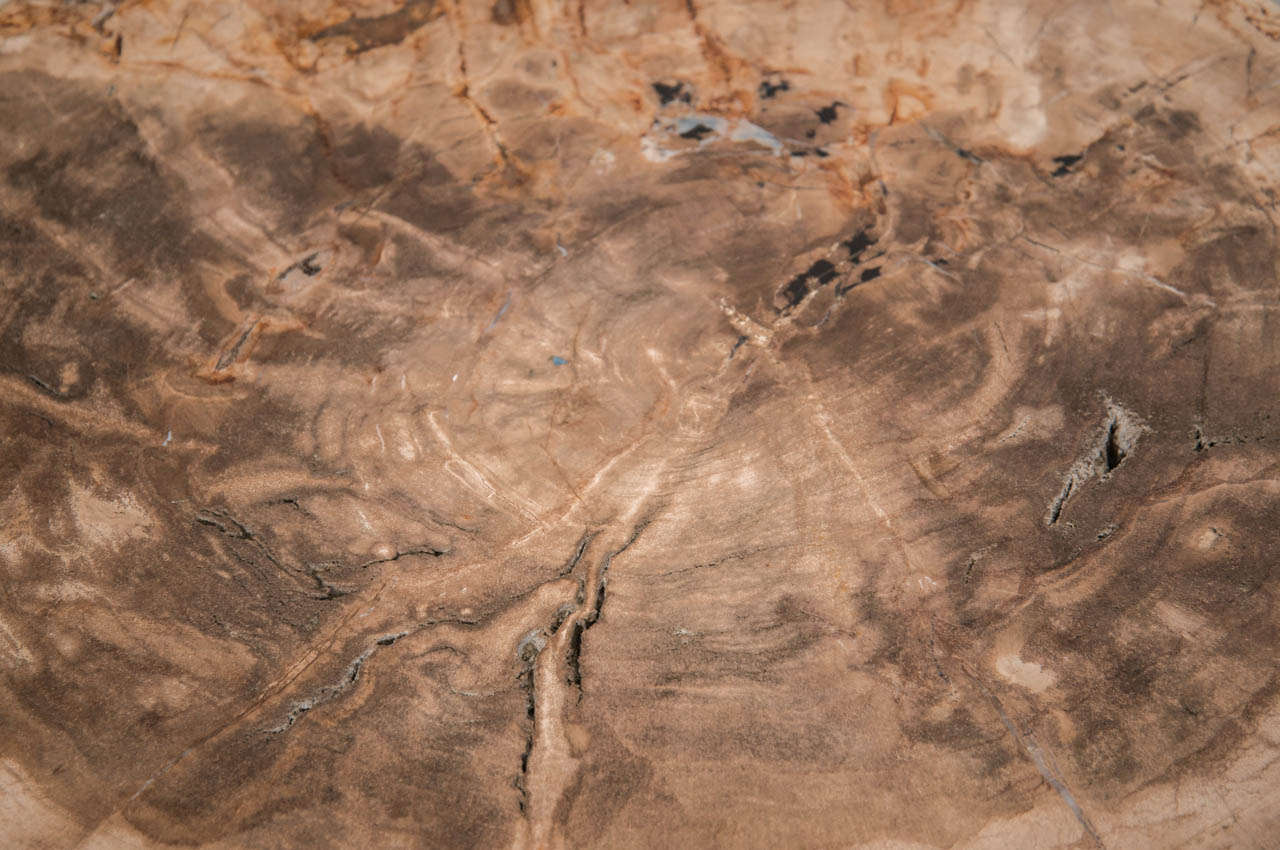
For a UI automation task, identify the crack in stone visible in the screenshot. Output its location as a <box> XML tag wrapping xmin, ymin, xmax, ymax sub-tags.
<box><xmin>556</xmin><ymin>530</ymin><xmax>596</xmax><ymax>578</ymax></box>
<box><xmin>512</xmin><ymin>519</ymin><xmax>651</xmax><ymax>848</ymax></box>
<box><xmin>265</xmin><ymin>630</ymin><xmax>411</xmax><ymax>734</ymax></box>
<box><xmin>564</xmin><ymin>521</ymin><xmax>650</xmax><ymax>697</ymax></box>
<box><xmin>194</xmin><ymin>508</ymin><xmax>332</xmax><ymax>597</ymax></box>
<box><xmin>1046</xmin><ymin>399</ymin><xmax>1146</xmax><ymax>527</ymax></box>
<box><xmin>196</xmin><ymin>507</ymin><xmax>446</xmax><ymax>599</ymax></box>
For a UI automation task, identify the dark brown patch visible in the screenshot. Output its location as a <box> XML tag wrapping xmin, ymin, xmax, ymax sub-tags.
<box><xmin>309</xmin><ymin>0</ymin><xmax>441</xmax><ymax>53</ymax></box>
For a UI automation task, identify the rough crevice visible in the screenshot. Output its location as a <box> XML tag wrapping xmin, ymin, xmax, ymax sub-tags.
<box><xmin>1103</xmin><ymin>417</ymin><xmax>1126</xmax><ymax>472</ymax></box>
<box><xmin>24</xmin><ymin>373</ymin><xmax>67</xmax><ymax>399</ymax></box>
<box><xmin>1051</xmin><ymin>153</ymin><xmax>1084</xmax><ymax>177</ymax></box>
<box><xmin>513</xmin><ymin>628</ymin><xmax>545</xmax><ymax>814</ymax></box>
<box><xmin>195</xmin><ymin>508</ymin><xmax>297</xmax><ymax>585</ymax></box>
<box><xmin>1045</xmin><ymin>401</ymin><xmax>1145</xmax><ymax>527</ymax></box>
<box><xmin>266</xmin><ymin>630</ymin><xmax>410</xmax><ymax>734</ymax></box>
<box><xmin>652</xmin><ymin>80</ymin><xmax>694</xmax><ymax>106</ymax></box>
<box><xmin>1047</xmin><ymin>478</ymin><xmax>1073</xmax><ymax>526</ymax></box>
<box><xmin>513</xmin><ymin>599</ymin><xmax>574</xmax><ymax>814</ymax></box>
<box><xmin>557</xmin><ymin>530</ymin><xmax>595</xmax><ymax>577</ymax></box>
<box><xmin>197</xmin><ymin>508</ymin><xmax>433</xmax><ymax>598</ymax></box>
<box><xmin>278</xmin><ymin>252</ymin><xmax>323</xmax><ymax>280</ymax></box>
<box><xmin>777</xmin><ymin>258</ymin><xmax>840</xmax><ymax>311</ymax></box>
<box><xmin>565</xmin><ymin>519</ymin><xmax>650</xmax><ymax>696</ymax></box>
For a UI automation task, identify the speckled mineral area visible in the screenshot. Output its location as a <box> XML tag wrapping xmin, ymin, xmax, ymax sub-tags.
<box><xmin>2</xmin><ymin>0</ymin><xmax>1280</xmax><ymax>847</ymax></box>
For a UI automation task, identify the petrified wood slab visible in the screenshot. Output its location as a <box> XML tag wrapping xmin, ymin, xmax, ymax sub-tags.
<box><xmin>2</xmin><ymin>0</ymin><xmax>1280</xmax><ymax>847</ymax></box>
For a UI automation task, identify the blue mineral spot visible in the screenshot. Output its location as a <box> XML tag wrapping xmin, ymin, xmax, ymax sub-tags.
<box><xmin>551</xmin><ymin>355</ymin><xmax>568</xmax><ymax>366</ymax></box>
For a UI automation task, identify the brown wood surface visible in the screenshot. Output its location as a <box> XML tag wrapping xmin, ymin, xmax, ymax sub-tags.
<box><xmin>2</xmin><ymin>1</ymin><xmax>1280</xmax><ymax>847</ymax></box>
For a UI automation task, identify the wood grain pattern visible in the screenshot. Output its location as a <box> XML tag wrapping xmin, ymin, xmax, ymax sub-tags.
<box><xmin>2</xmin><ymin>0</ymin><xmax>1280</xmax><ymax>847</ymax></box>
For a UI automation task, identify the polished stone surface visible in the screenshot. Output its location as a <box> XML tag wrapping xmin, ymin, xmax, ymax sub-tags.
<box><xmin>2</xmin><ymin>0</ymin><xmax>1280</xmax><ymax>847</ymax></box>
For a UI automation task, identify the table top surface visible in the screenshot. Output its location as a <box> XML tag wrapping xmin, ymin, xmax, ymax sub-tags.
<box><xmin>2</xmin><ymin>1</ymin><xmax>1279</xmax><ymax>847</ymax></box>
